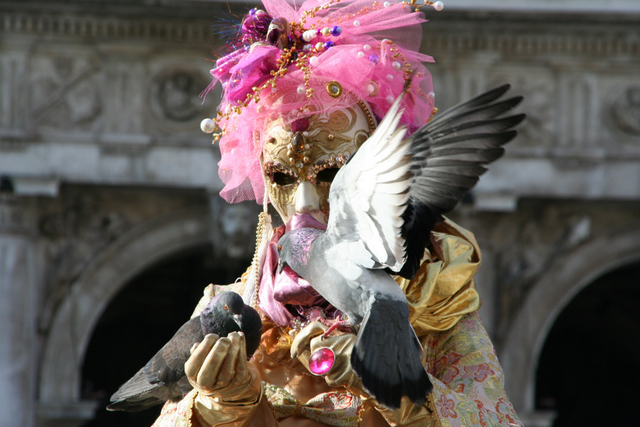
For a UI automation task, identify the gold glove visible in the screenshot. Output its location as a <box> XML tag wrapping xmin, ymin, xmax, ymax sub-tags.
<box><xmin>185</xmin><ymin>332</ymin><xmax>263</xmax><ymax>427</ymax></box>
<box><xmin>291</xmin><ymin>322</ymin><xmax>437</xmax><ymax>426</ymax></box>
<box><xmin>290</xmin><ymin>322</ymin><xmax>364</xmax><ymax>392</ymax></box>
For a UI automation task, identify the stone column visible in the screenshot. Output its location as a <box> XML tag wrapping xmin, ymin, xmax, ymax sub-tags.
<box><xmin>0</xmin><ymin>194</ymin><xmax>37</xmax><ymax>427</ymax></box>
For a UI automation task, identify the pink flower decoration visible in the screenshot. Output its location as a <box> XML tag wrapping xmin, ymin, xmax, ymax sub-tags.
<box><xmin>436</xmin><ymin>395</ymin><xmax>458</xmax><ymax>418</ymax></box>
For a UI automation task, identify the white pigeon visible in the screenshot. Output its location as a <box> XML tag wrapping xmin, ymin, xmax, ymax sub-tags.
<box><xmin>277</xmin><ymin>84</ymin><xmax>524</xmax><ymax>409</ymax></box>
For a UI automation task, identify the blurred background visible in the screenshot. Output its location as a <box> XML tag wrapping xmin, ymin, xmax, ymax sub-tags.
<box><xmin>0</xmin><ymin>0</ymin><xmax>639</xmax><ymax>426</ymax></box>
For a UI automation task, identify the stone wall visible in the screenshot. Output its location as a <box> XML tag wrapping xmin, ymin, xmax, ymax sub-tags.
<box><xmin>0</xmin><ymin>1</ymin><xmax>638</xmax><ymax>426</ymax></box>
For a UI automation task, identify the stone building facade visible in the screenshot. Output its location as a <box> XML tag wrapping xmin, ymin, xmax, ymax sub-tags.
<box><xmin>1</xmin><ymin>1</ymin><xmax>639</xmax><ymax>426</ymax></box>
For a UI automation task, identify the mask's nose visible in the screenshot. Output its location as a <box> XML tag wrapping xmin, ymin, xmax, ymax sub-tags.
<box><xmin>294</xmin><ymin>181</ymin><xmax>320</xmax><ymax>215</ymax></box>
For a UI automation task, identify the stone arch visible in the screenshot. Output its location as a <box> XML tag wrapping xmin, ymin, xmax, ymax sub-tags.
<box><xmin>38</xmin><ymin>208</ymin><xmax>211</xmax><ymax>406</ymax></box>
<box><xmin>500</xmin><ymin>229</ymin><xmax>640</xmax><ymax>422</ymax></box>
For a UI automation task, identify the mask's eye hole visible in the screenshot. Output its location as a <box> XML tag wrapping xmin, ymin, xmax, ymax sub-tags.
<box><xmin>224</xmin><ymin>304</ymin><xmax>229</xmax><ymax>310</ymax></box>
<box><xmin>316</xmin><ymin>167</ymin><xmax>340</xmax><ymax>183</ymax></box>
<box><xmin>271</xmin><ymin>172</ymin><xmax>297</xmax><ymax>186</ymax></box>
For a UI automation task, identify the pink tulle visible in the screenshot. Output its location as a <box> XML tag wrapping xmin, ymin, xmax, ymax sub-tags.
<box><xmin>207</xmin><ymin>0</ymin><xmax>435</xmax><ymax>204</ymax></box>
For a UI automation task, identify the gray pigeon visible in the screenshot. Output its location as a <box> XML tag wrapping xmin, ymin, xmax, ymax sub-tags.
<box><xmin>107</xmin><ymin>291</ymin><xmax>262</xmax><ymax>412</ymax></box>
<box><xmin>277</xmin><ymin>84</ymin><xmax>524</xmax><ymax>409</ymax></box>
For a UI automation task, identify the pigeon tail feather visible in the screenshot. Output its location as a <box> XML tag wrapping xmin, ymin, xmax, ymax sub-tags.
<box><xmin>351</xmin><ymin>298</ymin><xmax>433</xmax><ymax>409</ymax></box>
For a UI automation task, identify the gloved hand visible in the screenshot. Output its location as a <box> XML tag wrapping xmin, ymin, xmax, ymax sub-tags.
<box><xmin>185</xmin><ymin>332</ymin><xmax>262</xmax><ymax>426</ymax></box>
<box><xmin>290</xmin><ymin>321</ymin><xmax>363</xmax><ymax>391</ymax></box>
<box><xmin>291</xmin><ymin>322</ymin><xmax>436</xmax><ymax>426</ymax></box>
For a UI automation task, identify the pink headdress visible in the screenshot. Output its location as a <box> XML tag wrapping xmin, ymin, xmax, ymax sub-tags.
<box><xmin>202</xmin><ymin>0</ymin><xmax>440</xmax><ymax>204</ymax></box>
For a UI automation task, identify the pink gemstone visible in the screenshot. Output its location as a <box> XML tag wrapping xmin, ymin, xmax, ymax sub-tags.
<box><xmin>291</xmin><ymin>117</ymin><xmax>310</xmax><ymax>132</ymax></box>
<box><xmin>309</xmin><ymin>347</ymin><xmax>335</xmax><ymax>375</ymax></box>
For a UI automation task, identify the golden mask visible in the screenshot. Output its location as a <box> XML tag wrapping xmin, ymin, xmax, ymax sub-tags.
<box><xmin>262</xmin><ymin>98</ymin><xmax>376</xmax><ymax>224</ymax></box>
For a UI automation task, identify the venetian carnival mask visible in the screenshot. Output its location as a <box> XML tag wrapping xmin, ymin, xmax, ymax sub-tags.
<box><xmin>262</xmin><ymin>93</ymin><xmax>376</xmax><ymax>225</ymax></box>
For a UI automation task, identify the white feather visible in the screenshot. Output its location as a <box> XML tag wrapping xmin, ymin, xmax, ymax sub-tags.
<box><xmin>326</xmin><ymin>92</ymin><xmax>412</xmax><ymax>271</ymax></box>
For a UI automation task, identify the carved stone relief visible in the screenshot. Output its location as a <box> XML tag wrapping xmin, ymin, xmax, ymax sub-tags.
<box><xmin>30</xmin><ymin>56</ymin><xmax>102</xmax><ymax>131</ymax></box>
<box><xmin>151</xmin><ymin>69</ymin><xmax>209</xmax><ymax>124</ymax></box>
<box><xmin>37</xmin><ymin>192</ymin><xmax>129</xmax><ymax>333</ymax></box>
<box><xmin>488</xmin><ymin>65</ymin><xmax>557</xmax><ymax>148</ymax></box>
<box><xmin>611</xmin><ymin>86</ymin><xmax>640</xmax><ymax>136</ymax></box>
<box><xmin>209</xmin><ymin>196</ymin><xmax>260</xmax><ymax>260</ymax></box>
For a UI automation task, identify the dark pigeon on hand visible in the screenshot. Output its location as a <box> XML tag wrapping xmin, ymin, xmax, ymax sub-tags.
<box><xmin>107</xmin><ymin>291</ymin><xmax>262</xmax><ymax>412</ymax></box>
<box><xmin>277</xmin><ymin>84</ymin><xmax>524</xmax><ymax>409</ymax></box>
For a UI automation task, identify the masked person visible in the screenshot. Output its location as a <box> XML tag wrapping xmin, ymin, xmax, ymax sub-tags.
<box><xmin>153</xmin><ymin>1</ymin><xmax>522</xmax><ymax>426</ymax></box>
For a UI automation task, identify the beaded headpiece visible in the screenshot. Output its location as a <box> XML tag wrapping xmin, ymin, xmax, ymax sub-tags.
<box><xmin>201</xmin><ymin>0</ymin><xmax>442</xmax><ymax>203</ymax></box>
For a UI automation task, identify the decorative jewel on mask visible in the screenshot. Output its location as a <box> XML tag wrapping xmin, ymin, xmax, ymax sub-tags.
<box><xmin>326</xmin><ymin>81</ymin><xmax>342</xmax><ymax>98</ymax></box>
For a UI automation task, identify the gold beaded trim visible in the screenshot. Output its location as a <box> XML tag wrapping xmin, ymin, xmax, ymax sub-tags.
<box><xmin>306</xmin><ymin>155</ymin><xmax>349</xmax><ymax>184</ymax></box>
<box><xmin>263</xmin><ymin>161</ymin><xmax>301</xmax><ymax>186</ymax></box>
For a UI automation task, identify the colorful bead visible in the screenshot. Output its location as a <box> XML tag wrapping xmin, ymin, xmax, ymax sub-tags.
<box><xmin>303</xmin><ymin>30</ymin><xmax>317</xmax><ymax>42</ymax></box>
<box><xmin>324</xmin><ymin>41</ymin><xmax>335</xmax><ymax>49</ymax></box>
<box><xmin>368</xmin><ymin>54</ymin><xmax>380</xmax><ymax>64</ymax></box>
<box><xmin>331</xmin><ymin>26</ymin><xmax>342</xmax><ymax>36</ymax></box>
<box><xmin>200</xmin><ymin>118</ymin><xmax>216</xmax><ymax>134</ymax></box>
<box><xmin>309</xmin><ymin>347</ymin><xmax>335</xmax><ymax>375</ymax></box>
<box><xmin>321</xmin><ymin>27</ymin><xmax>332</xmax><ymax>36</ymax></box>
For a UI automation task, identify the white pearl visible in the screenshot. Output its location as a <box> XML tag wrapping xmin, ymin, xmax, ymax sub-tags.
<box><xmin>353</xmin><ymin>20</ymin><xmax>360</xmax><ymax>27</ymax></box>
<box><xmin>200</xmin><ymin>118</ymin><xmax>216</xmax><ymax>133</ymax></box>
<box><xmin>386</xmin><ymin>95</ymin><xmax>394</xmax><ymax>103</ymax></box>
<box><xmin>433</xmin><ymin>1</ymin><xmax>444</xmax><ymax>11</ymax></box>
<box><xmin>392</xmin><ymin>61</ymin><xmax>401</xmax><ymax>70</ymax></box>
<box><xmin>367</xmin><ymin>84</ymin><xmax>375</xmax><ymax>94</ymax></box>
<box><xmin>386</xmin><ymin>74</ymin><xmax>393</xmax><ymax>81</ymax></box>
<box><xmin>297</xmin><ymin>85</ymin><xmax>306</xmax><ymax>95</ymax></box>
<box><xmin>383</xmin><ymin>1</ymin><xmax>390</xmax><ymax>7</ymax></box>
<box><xmin>310</xmin><ymin>56</ymin><xmax>319</xmax><ymax>66</ymax></box>
<box><xmin>321</xmin><ymin>27</ymin><xmax>331</xmax><ymax>36</ymax></box>
<box><xmin>303</xmin><ymin>30</ymin><xmax>316</xmax><ymax>42</ymax></box>
<box><xmin>303</xmin><ymin>131</ymin><xmax>309</xmax><ymax>137</ymax></box>
<box><xmin>315</xmin><ymin>42</ymin><xmax>324</xmax><ymax>50</ymax></box>
<box><xmin>427</xmin><ymin>91</ymin><xmax>435</xmax><ymax>101</ymax></box>
<box><xmin>363</xmin><ymin>44</ymin><xmax>371</xmax><ymax>51</ymax></box>
<box><xmin>271</xmin><ymin>87</ymin><xmax>278</xmax><ymax>93</ymax></box>
<box><xmin>357</xmin><ymin>51</ymin><xmax>365</xmax><ymax>58</ymax></box>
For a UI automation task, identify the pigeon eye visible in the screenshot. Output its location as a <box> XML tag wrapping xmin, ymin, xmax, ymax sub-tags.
<box><xmin>271</xmin><ymin>172</ymin><xmax>297</xmax><ymax>186</ymax></box>
<box><xmin>315</xmin><ymin>167</ymin><xmax>340</xmax><ymax>183</ymax></box>
<box><xmin>278</xmin><ymin>245</ymin><xmax>283</xmax><ymax>251</ymax></box>
<box><xmin>224</xmin><ymin>304</ymin><xmax>229</xmax><ymax>310</ymax></box>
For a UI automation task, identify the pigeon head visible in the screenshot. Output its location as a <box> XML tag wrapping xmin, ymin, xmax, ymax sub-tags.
<box><xmin>201</xmin><ymin>291</ymin><xmax>245</xmax><ymax>333</ymax></box>
<box><xmin>277</xmin><ymin>227</ymin><xmax>323</xmax><ymax>276</ymax></box>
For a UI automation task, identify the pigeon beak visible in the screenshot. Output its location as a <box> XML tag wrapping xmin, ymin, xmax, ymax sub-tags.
<box><xmin>233</xmin><ymin>314</ymin><xmax>243</xmax><ymax>329</ymax></box>
<box><xmin>278</xmin><ymin>259</ymin><xmax>287</xmax><ymax>275</ymax></box>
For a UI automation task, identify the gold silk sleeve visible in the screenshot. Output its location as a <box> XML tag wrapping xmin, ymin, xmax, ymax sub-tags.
<box><xmin>397</xmin><ymin>218</ymin><xmax>482</xmax><ymax>336</ymax></box>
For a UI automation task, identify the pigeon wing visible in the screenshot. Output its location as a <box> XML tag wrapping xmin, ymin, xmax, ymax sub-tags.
<box><xmin>397</xmin><ymin>84</ymin><xmax>525</xmax><ymax>279</ymax></box>
<box><xmin>327</xmin><ymin>92</ymin><xmax>413</xmax><ymax>272</ymax></box>
<box><xmin>107</xmin><ymin>316</ymin><xmax>204</xmax><ymax>411</ymax></box>
<box><xmin>144</xmin><ymin>316</ymin><xmax>204</xmax><ymax>386</ymax></box>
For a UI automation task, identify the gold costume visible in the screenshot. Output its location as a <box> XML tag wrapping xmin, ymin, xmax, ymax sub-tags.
<box><xmin>153</xmin><ymin>219</ymin><xmax>522</xmax><ymax>427</ymax></box>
